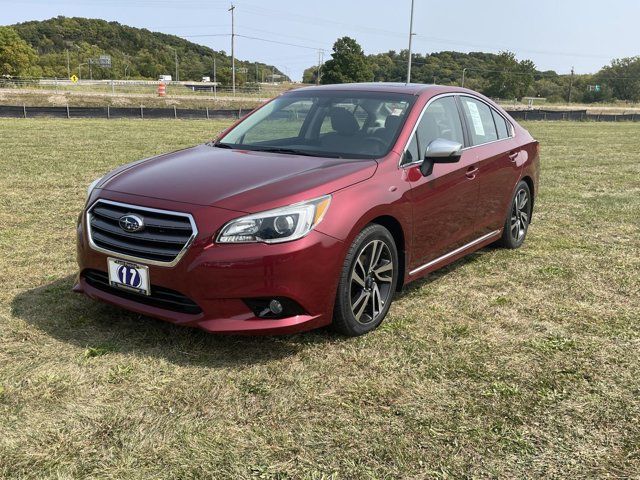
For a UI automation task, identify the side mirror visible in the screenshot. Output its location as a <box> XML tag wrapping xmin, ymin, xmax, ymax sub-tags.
<box><xmin>419</xmin><ymin>138</ymin><xmax>463</xmax><ymax>177</ymax></box>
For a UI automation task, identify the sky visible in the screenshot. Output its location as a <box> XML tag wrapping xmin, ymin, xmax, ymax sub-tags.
<box><xmin>2</xmin><ymin>0</ymin><xmax>638</xmax><ymax>81</ymax></box>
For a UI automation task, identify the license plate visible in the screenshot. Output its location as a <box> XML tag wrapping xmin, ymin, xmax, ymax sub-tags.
<box><xmin>107</xmin><ymin>257</ymin><xmax>151</xmax><ymax>295</ymax></box>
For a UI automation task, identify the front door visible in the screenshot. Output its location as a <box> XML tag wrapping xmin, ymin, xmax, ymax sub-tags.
<box><xmin>404</xmin><ymin>96</ymin><xmax>481</xmax><ymax>271</ymax></box>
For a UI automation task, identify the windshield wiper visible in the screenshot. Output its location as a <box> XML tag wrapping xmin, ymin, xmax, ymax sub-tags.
<box><xmin>249</xmin><ymin>147</ymin><xmax>341</xmax><ymax>158</ymax></box>
<box><xmin>211</xmin><ymin>141</ymin><xmax>232</xmax><ymax>149</ymax></box>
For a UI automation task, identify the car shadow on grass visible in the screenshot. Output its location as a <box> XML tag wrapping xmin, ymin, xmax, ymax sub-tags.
<box><xmin>10</xmin><ymin>275</ymin><xmax>337</xmax><ymax>368</ymax></box>
<box><xmin>395</xmin><ymin>248</ymin><xmax>487</xmax><ymax>299</ymax></box>
<box><xmin>11</xmin><ymin>249</ymin><xmax>489</xmax><ymax>366</ymax></box>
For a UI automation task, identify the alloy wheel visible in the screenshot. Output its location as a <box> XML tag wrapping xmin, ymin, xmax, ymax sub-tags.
<box><xmin>349</xmin><ymin>239</ymin><xmax>394</xmax><ymax>324</ymax></box>
<box><xmin>510</xmin><ymin>188</ymin><xmax>530</xmax><ymax>242</ymax></box>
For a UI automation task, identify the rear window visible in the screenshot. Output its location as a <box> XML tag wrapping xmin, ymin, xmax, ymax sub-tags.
<box><xmin>460</xmin><ymin>97</ymin><xmax>498</xmax><ymax>146</ymax></box>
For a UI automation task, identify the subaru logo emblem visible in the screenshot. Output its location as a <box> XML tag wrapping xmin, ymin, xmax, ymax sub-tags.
<box><xmin>119</xmin><ymin>214</ymin><xmax>144</xmax><ymax>233</ymax></box>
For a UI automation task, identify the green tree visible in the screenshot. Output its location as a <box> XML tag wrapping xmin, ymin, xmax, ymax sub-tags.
<box><xmin>0</xmin><ymin>26</ymin><xmax>37</xmax><ymax>76</ymax></box>
<box><xmin>532</xmin><ymin>78</ymin><xmax>564</xmax><ymax>102</ymax></box>
<box><xmin>596</xmin><ymin>56</ymin><xmax>640</xmax><ymax>102</ymax></box>
<box><xmin>485</xmin><ymin>51</ymin><xmax>536</xmax><ymax>100</ymax></box>
<box><xmin>369</xmin><ymin>52</ymin><xmax>397</xmax><ymax>82</ymax></box>
<box><xmin>321</xmin><ymin>37</ymin><xmax>372</xmax><ymax>84</ymax></box>
<box><xmin>302</xmin><ymin>65</ymin><xmax>318</xmax><ymax>84</ymax></box>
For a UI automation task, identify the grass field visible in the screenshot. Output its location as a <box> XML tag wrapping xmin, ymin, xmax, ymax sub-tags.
<box><xmin>1</xmin><ymin>119</ymin><xmax>639</xmax><ymax>478</ymax></box>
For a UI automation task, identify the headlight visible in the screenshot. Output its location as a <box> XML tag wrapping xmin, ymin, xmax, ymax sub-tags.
<box><xmin>216</xmin><ymin>195</ymin><xmax>331</xmax><ymax>244</ymax></box>
<box><xmin>87</xmin><ymin>177</ymin><xmax>103</xmax><ymax>197</ymax></box>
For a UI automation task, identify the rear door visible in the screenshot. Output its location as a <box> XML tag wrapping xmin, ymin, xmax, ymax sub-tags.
<box><xmin>404</xmin><ymin>95</ymin><xmax>482</xmax><ymax>270</ymax></box>
<box><xmin>458</xmin><ymin>96</ymin><xmax>521</xmax><ymax>234</ymax></box>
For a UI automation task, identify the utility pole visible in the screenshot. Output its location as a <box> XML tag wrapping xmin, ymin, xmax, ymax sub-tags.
<box><xmin>461</xmin><ymin>68</ymin><xmax>467</xmax><ymax>88</ymax></box>
<box><xmin>256</xmin><ymin>62</ymin><xmax>259</xmax><ymax>83</ymax></box>
<box><xmin>66</xmin><ymin>49</ymin><xmax>70</xmax><ymax>78</ymax></box>
<box><xmin>568</xmin><ymin>66</ymin><xmax>574</xmax><ymax>103</ymax></box>
<box><xmin>175</xmin><ymin>49</ymin><xmax>179</xmax><ymax>81</ymax></box>
<box><xmin>168</xmin><ymin>47</ymin><xmax>178</xmax><ymax>81</ymax></box>
<box><xmin>213</xmin><ymin>57</ymin><xmax>217</xmax><ymax>98</ymax></box>
<box><xmin>316</xmin><ymin>49</ymin><xmax>324</xmax><ymax>85</ymax></box>
<box><xmin>406</xmin><ymin>0</ymin><xmax>415</xmax><ymax>83</ymax></box>
<box><xmin>229</xmin><ymin>4</ymin><xmax>236</xmax><ymax>95</ymax></box>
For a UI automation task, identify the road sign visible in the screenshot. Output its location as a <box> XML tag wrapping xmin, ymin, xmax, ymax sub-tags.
<box><xmin>70</xmin><ymin>75</ymin><xmax>78</xmax><ymax>83</ymax></box>
<box><xmin>98</xmin><ymin>55</ymin><xmax>112</xmax><ymax>68</ymax></box>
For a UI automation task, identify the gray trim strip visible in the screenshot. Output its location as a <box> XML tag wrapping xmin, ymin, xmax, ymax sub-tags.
<box><xmin>86</xmin><ymin>198</ymin><xmax>198</xmax><ymax>268</ymax></box>
<box><xmin>408</xmin><ymin>230</ymin><xmax>501</xmax><ymax>276</ymax></box>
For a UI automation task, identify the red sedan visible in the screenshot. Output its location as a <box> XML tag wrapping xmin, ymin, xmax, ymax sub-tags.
<box><xmin>75</xmin><ymin>83</ymin><xmax>539</xmax><ymax>336</ymax></box>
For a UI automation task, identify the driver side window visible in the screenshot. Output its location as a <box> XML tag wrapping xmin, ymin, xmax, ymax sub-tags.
<box><xmin>416</xmin><ymin>96</ymin><xmax>464</xmax><ymax>151</ymax></box>
<box><xmin>403</xmin><ymin>96</ymin><xmax>464</xmax><ymax>166</ymax></box>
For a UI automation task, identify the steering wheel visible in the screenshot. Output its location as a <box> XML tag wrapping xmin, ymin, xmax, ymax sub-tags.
<box><xmin>363</xmin><ymin>136</ymin><xmax>388</xmax><ymax>153</ymax></box>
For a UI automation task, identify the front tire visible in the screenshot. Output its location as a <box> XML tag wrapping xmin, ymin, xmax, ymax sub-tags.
<box><xmin>498</xmin><ymin>180</ymin><xmax>532</xmax><ymax>249</ymax></box>
<box><xmin>332</xmin><ymin>224</ymin><xmax>399</xmax><ymax>336</ymax></box>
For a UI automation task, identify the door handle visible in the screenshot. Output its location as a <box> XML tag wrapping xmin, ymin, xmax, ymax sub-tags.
<box><xmin>508</xmin><ymin>151</ymin><xmax>519</xmax><ymax>162</ymax></box>
<box><xmin>465</xmin><ymin>166</ymin><xmax>479</xmax><ymax>179</ymax></box>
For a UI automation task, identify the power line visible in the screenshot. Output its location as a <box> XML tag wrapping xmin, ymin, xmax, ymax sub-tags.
<box><xmin>410</xmin><ymin>35</ymin><xmax>612</xmax><ymax>61</ymax></box>
<box><xmin>183</xmin><ymin>33</ymin><xmax>231</xmax><ymax>37</ymax></box>
<box><xmin>181</xmin><ymin>33</ymin><xmax>326</xmax><ymax>52</ymax></box>
<box><xmin>237</xmin><ymin>25</ymin><xmax>330</xmax><ymax>45</ymax></box>
<box><xmin>236</xmin><ymin>34</ymin><xmax>327</xmax><ymax>52</ymax></box>
<box><xmin>238</xmin><ymin>2</ymin><xmax>615</xmax><ymax>62</ymax></box>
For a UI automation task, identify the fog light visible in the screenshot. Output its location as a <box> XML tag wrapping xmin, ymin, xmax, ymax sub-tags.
<box><xmin>269</xmin><ymin>299</ymin><xmax>283</xmax><ymax>315</ymax></box>
<box><xmin>243</xmin><ymin>297</ymin><xmax>306</xmax><ymax>319</ymax></box>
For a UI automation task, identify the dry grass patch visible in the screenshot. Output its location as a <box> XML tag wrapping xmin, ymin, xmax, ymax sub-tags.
<box><xmin>0</xmin><ymin>119</ymin><xmax>639</xmax><ymax>478</ymax></box>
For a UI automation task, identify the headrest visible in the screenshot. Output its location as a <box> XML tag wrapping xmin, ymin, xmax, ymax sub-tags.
<box><xmin>330</xmin><ymin>107</ymin><xmax>359</xmax><ymax>136</ymax></box>
<box><xmin>384</xmin><ymin>114</ymin><xmax>402</xmax><ymax>131</ymax></box>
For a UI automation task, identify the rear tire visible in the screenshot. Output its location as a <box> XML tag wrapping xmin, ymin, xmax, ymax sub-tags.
<box><xmin>332</xmin><ymin>224</ymin><xmax>398</xmax><ymax>336</ymax></box>
<box><xmin>498</xmin><ymin>180</ymin><xmax>532</xmax><ymax>249</ymax></box>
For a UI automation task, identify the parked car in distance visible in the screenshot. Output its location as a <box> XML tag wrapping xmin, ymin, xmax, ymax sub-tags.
<box><xmin>75</xmin><ymin>83</ymin><xmax>539</xmax><ymax>336</ymax></box>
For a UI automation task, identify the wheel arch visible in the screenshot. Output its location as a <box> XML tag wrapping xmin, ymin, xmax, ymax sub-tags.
<box><xmin>521</xmin><ymin>175</ymin><xmax>535</xmax><ymax>222</ymax></box>
<box><xmin>368</xmin><ymin>215</ymin><xmax>406</xmax><ymax>291</ymax></box>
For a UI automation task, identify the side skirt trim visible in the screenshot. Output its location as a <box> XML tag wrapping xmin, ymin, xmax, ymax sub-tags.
<box><xmin>409</xmin><ymin>230</ymin><xmax>501</xmax><ymax>276</ymax></box>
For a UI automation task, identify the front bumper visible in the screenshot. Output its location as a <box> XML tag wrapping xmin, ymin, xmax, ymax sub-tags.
<box><xmin>74</xmin><ymin>191</ymin><xmax>345</xmax><ymax>334</ymax></box>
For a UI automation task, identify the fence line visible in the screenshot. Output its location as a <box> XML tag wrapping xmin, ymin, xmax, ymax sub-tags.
<box><xmin>0</xmin><ymin>105</ymin><xmax>244</xmax><ymax>120</ymax></box>
<box><xmin>505</xmin><ymin>109</ymin><xmax>639</xmax><ymax>122</ymax></box>
<box><xmin>1</xmin><ymin>105</ymin><xmax>638</xmax><ymax>122</ymax></box>
<box><xmin>0</xmin><ymin>77</ymin><xmax>289</xmax><ymax>99</ymax></box>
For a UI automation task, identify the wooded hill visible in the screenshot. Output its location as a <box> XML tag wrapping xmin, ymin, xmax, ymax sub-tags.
<box><xmin>10</xmin><ymin>16</ymin><xmax>287</xmax><ymax>83</ymax></box>
<box><xmin>303</xmin><ymin>37</ymin><xmax>636</xmax><ymax>104</ymax></box>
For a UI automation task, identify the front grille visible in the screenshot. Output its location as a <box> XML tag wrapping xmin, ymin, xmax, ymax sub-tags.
<box><xmin>88</xmin><ymin>200</ymin><xmax>196</xmax><ymax>264</ymax></box>
<box><xmin>83</xmin><ymin>269</ymin><xmax>202</xmax><ymax>315</ymax></box>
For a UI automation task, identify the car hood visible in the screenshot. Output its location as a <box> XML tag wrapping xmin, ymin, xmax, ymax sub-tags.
<box><xmin>99</xmin><ymin>144</ymin><xmax>378</xmax><ymax>212</ymax></box>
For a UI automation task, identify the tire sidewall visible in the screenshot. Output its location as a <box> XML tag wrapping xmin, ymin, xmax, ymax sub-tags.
<box><xmin>503</xmin><ymin>180</ymin><xmax>532</xmax><ymax>248</ymax></box>
<box><xmin>334</xmin><ymin>224</ymin><xmax>399</xmax><ymax>336</ymax></box>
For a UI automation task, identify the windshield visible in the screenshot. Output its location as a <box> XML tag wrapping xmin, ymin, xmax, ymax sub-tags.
<box><xmin>216</xmin><ymin>91</ymin><xmax>416</xmax><ymax>159</ymax></box>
